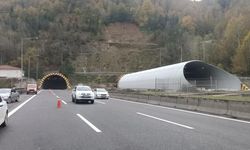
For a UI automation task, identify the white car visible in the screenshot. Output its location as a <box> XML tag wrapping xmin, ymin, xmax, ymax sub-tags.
<box><xmin>0</xmin><ymin>96</ymin><xmax>8</xmax><ymax>128</ymax></box>
<box><xmin>72</xmin><ymin>85</ymin><xmax>95</xmax><ymax>104</ymax></box>
<box><xmin>94</xmin><ymin>88</ymin><xmax>110</xmax><ymax>99</ymax></box>
<box><xmin>26</xmin><ymin>83</ymin><xmax>38</xmax><ymax>94</ymax></box>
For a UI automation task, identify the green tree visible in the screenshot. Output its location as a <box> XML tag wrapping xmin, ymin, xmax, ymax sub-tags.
<box><xmin>59</xmin><ymin>60</ymin><xmax>75</xmax><ymax>77</ymax></box>
<box><xmin>136</xmin><ymin>0</ymin><xmax>155</xmax><ymax>26</ymax></box>
<box><xmin>213</xmin><ymin>15</ymin><xmax>250</xmax><ymax>70</ymax></box>
<box><xmin>232</xmin><ymin>31</ymin><xmax>250</xmax><ymax>75</ymax></box>
<box><xmin>23</xmin><ymin>47</ymin><xmax>39</xmax><ymax>78</ymax></box>
<box><xmin>181</xmin><ymin>15</ymin><xmax>196</xmax><ymax>33</ymax></box>
<box><xmin>105</xmin><ymin>3</ymin><xmax>134</xmax><ymax>24</ymax></box>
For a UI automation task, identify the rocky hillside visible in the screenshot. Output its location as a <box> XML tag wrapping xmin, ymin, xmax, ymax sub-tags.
<box><xmin>73</xmin><ymin>23</ymin><xmax>160</xmax><ymax>73</ymax></box>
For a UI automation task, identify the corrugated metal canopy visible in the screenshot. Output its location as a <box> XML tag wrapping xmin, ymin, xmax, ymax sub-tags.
<box><xmin>118</xmin><ymin>60</ymin><xmax>241</xmax><ymax>91</ymax></box>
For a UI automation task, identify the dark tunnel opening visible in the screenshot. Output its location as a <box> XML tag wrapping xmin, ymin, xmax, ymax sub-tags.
<box><xmin>183</xmin><ymin>61</ymin><xmax>218</xmax><ymax>89</ymax></box>
<box><xmin>42</xmin><ymin>75</ymin><xmax>67</xmax><ymax>89</ymax></box>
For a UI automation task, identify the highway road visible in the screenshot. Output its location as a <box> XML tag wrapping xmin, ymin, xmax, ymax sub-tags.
<box><xmin>0</xmin><ymin>90</ymin><xmax>250</xmax><ymax>150</ymax></box>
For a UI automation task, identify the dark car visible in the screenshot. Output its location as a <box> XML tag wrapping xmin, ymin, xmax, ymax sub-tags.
<box><xmin>0</xmin><ymin>88</ymin><xmax>20</xmax><ymax>104</ymax></box>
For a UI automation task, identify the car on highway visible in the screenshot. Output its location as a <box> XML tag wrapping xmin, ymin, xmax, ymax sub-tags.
<box><xmin>0</xmin><ymin>88</ymin><xmax>20</xmax><ymax>104</ymax></box>
<box><xmin>0</xmin><ymin>96</ymin><xmax>8</xmax><ymax>128</ymax></box>
<box><xmin>26</xmin><ymin>83</ymin><xmax>38</xmax><ymax>94</ymax></box>
<box><xmin>93</xmin><ymin>88</ymin><xmax>110</xmax><ymax>99</ymax></box>
<box><xmin>72</xmin><ymin>85</ymin><xmax>95</xmax><ymax>104</ymax></box>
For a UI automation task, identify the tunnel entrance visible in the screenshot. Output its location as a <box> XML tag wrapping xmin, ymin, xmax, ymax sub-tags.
<box><xmin>40</xmin><ymin>73</ymin><xmax>70</xmax><ymax>89</ymax></box>
<box><xmin>42</xmin><ymin>75</ymin><xmax>67</xmax><ymax>89</ymax></box>
<box><xmin>183</xmin><ymin>62</ymin><xmax>215</xmax><ymax>88</ymax></box>
<box><xmin>183</xmin><ymin>61</ymin><xmax>240</xmax><ymax>90</ymax></box>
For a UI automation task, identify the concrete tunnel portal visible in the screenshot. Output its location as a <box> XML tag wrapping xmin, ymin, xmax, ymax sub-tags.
<box><xmin>40</xmin><ymin>73</ymin><xmax>71</xmax><ymax>89</ymax></box>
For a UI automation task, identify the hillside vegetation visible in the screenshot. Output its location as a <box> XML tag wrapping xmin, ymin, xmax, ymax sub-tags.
<box><xmin>0</xmin><ymin>0</ymin><xmax>250</xmax><ymax>79</ymax></box>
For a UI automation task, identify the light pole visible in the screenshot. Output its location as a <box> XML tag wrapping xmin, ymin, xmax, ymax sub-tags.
<box><xmin>36</xmin><ymin>56</ymin><xmax>39</xmax><ymax>80</ymax></box>
<box><xmin>160</xmin><ymin>48</ymin><xmax>162</xmax><ymax>66</ymax></box>
<box><xmin>180</xmin><ymin>46</ymin><xmax>183</xmax><ymax>62</ymax></box>
<box><xmin>21</xmin><ymin>38</ymin><xmax>23</xmax><ymax>76</ymax></box>
<box><xmin>28</xmin><ymin>55</ymin><xmax>40</xmax><ymax>80</ymax></box>
<box><xmin>200</xmin><ymin>40</ymin><xmax>213</xmax><ymax>62</ymax></box>
<box><xmin>28</xmin><ymin>56</ymin><xmax>30</xmax><ymax>79</ymax></box>
<box><xmin>21</xmin><ymin>37</ymin><xmax>39</xmax><ymax>79</ymax></box>
<box><xmin>0</xmin><ymin>11</ymin><xmax>10</xmax><ymax>64</ymax></box>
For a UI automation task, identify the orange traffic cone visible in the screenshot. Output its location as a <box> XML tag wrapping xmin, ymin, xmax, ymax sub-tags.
<box><xmin>57</xmin><ymin>99</ymin><xmax>61</xmax><ymax>109</ymax></box>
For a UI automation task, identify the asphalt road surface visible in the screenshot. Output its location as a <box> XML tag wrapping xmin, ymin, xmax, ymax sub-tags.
<box><xmin>0</xmin><ymin>90</ymin><xmax>250</xmax><ymax>150</ymax></box>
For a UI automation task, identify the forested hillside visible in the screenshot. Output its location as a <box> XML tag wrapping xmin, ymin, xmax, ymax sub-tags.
<box><xmin>0</xmin><ymin>0</ymin><xmax>249</xmax><ymax>78</ymax></box>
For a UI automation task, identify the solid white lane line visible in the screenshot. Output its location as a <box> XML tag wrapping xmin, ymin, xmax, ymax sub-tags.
<box><xmin>77</xmin><ymin>114</ymin><xmax>102</xmax><ymax>133</ymax></box>
<box><xmin>61</xmin><ymin>100</ymin><xmax>67</xmax><ymax>105</ymax></box>
<box><xmin>137</xmin><ymin>112</ymin><xmax>194</xmax><ymax>130</ymax></box>
<box><xmin>95</xmin><ymin>101</ymin><xmax>106</xmax><ymax>104</ymax></box>
<box><xmin>113</xmin><ymin>98</ymin><xmax>250</xmax><ymax>124</ymax></box>
<box><xmin>8</xmin><ymin>91</ymin><xmax>42</xmax><ymax>117</ymax></box>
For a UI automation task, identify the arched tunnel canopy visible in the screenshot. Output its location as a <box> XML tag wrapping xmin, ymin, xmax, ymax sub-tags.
<box><xmin>183</xmin><ymin>61</ymin><xmax>241</xmax><ymax>90</ymax></box>
<box><xmin>118</xmin><ymin>60</ymin><xmax>241</xmax><ymax>91</ymax></box>
<box><xmin>40</xmin><ymin>73</ymin><xmax>71</xmax><ymax>89</ymax></box>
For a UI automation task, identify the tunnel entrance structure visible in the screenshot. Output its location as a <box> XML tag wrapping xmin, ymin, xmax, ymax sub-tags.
<box><xmin>40</xmin><ymin>73</ymin><xmax>71</xmax><ymax>89</ymax></box>
<box><xmin>118</xmin><ymin>60</ymin><xmax>241</xmax><ymax>91</ymax></box>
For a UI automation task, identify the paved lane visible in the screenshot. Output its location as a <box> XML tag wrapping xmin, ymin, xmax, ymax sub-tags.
<box><xmin>0</xmin><ymin>90</ymin><xmax>250</xmax><ymax>150</ymax></box>
<box><xmin>0</xmin><ymin>90</ymin><xmax>110</xmax><ymax>150</ymax></box>
<box><xmin>7</xmin><ymin>94</ymin><xmax>33</xmax><ymax>112</ymax></box>
<box><xmin>55</xmin><ymin>90</ymin><xmax>250</xmax><ymax>150</ymax></box>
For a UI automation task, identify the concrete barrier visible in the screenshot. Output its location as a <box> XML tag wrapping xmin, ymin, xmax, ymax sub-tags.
<box><xmin>186</xmin><ymin>98</ymin><xmax>199</xmax><ymax>110</ymax></box>
<box><xmin>110</xmin><ymin>92</ymin><xmax>250</xmax><ymax>120</ymax></box>
<box><xmin>175</xmin><ymin>97</ymin><xmax>191</xmax><ymax>110</ymax></box>
<box><xmin>160</xmin><ymin>96</ymin><xmax>177</xmax><ymax>108</ymax></box>
<box><xmin>228</xmin><ymin>101</ymin><xmax>250</xmax><ymax>120</ymax></box>
<box><xmin>197</xmin><ymin>99</ymin><xmax>228</xmax><ymax>115</ymax></box>
<box><xmin>175</xmin><ymin>97</ymin><xmax>199</xmax><ymax>111</ymax></box>
<box><xmin>148</xmin><ymin>95</ymin><xmax>161</xmax><ymax>105</ymax></box>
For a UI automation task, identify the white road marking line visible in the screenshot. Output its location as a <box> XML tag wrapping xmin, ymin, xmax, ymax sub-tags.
<box><xmin>76</xmin><ymin>114</ymin><xmax>102</xmax><ymax>133</ymax></box>
<box><xmin>50</xmin><ymin>90</ymin><xmax>57</xmax><ymax>97</ymax></box>
<box><xmin>137</xmin><ymin>112</ymin><xmax>194</xmax><ymax>130</ymax></box>
<box><xmin>112</xmin><ymin>98</ymin><xmax>250</xmax><ymax>124</ymax></box>
<box><xmin>95</xmin><ymin>101</ymin><xmax>106</xmax><ymax>104</ymax></box>
<box><xmin>8</xmin><ymin>91</ymin><xmax>42</xmax><ymax>117</ymax></box>
<box><xmin>50</xmin><ymin>91</ymin><xmax>67</xmax><ymax>105</ymax></box>
<box><xmin>61</xmin><ymin>100</ymin><xmax>67</xmax><ymax>105</ymax></box>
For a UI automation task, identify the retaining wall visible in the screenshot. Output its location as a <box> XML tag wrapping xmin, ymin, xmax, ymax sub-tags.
<box><xmin>111</xmin><ymin>92</ymin><xmax>250</xmax><ymax>120</ymax></box>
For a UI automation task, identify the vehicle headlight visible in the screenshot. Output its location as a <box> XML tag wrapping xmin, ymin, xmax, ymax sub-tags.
<box><xmin>76</xmin><ymin>94</ymin><xmax>82</xmax><ymax>98</ymax></box>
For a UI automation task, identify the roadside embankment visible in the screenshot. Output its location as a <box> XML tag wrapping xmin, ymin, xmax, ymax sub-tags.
<box><xmin>110</xmin><ymin>91</ymin><xmax>250</xmax><ymax>120</ymax></box>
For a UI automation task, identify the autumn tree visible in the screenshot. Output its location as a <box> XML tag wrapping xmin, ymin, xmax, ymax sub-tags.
<box><xmin>232</xmin><ymin>31</ymin><xmax>250</xmax><ymax>75</ymax></box>
<box><xmin>136</xmin><ymin>0</ymin><xmax>155</xmax><ymax>26</ymax></box>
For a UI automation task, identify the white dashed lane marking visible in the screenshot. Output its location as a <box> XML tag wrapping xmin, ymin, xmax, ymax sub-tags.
<box><xmin>77</xmin><ymin>114</ymin><xmax>102</xmax><ymax>133</ymax></box>
<box><xmin>137</xmin><ymin>112</ymin><xmax>194</xmax><ymax>130</ymax></box>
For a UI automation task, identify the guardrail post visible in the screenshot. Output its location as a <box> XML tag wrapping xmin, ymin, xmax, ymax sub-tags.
<box><xmin>226</xmin><ymin>100</ymin><xmax>229</xmax><ymax>115</ymax></box>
